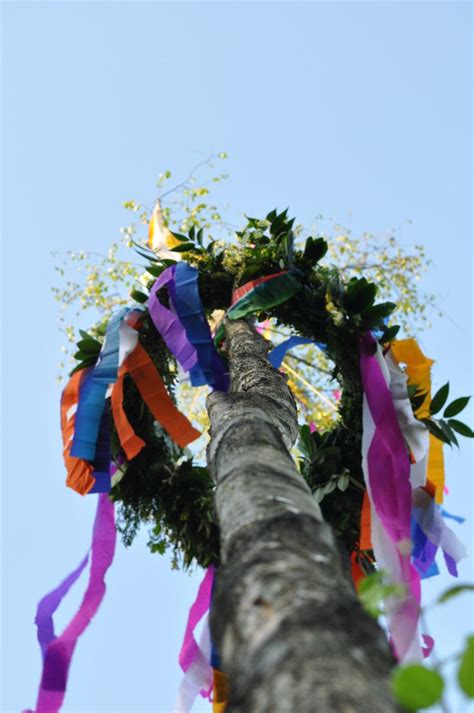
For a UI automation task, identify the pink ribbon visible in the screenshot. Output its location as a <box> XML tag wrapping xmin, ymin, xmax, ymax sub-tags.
<box><xmin>360</xmin><ymin>334</ymin><xmax>422</xmax><ymax>662</ymax></box>
<box><xmin>25</xmin><ymin>493</ymin><xmax>116</xmax><ymax>713</ymax></box>
<box><xmin>179</xmin><ymin>565</ymin><xmax>214</xmax><ymax>675</ymax></box>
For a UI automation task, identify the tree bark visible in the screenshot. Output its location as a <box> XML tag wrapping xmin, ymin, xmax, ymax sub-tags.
<box><xmin>207</xmin><ymin>319</ymin><xmax>402</xmax><ymax>713</ymax></box>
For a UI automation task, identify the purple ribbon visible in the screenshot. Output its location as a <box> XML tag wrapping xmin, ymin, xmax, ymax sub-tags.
<box><xmin>25</xmin><ymin>494</ymin><xmax>116</xmax><ymax>713</ymax></box>
<box><xmin>360</xmin><ymin>334</ymin><xmax>421</xmax><ymax>661</ymax></box>
<box><xmin>147</xmin><ymin>265</ymin><xmax>198</xmax><ymax>372</ymax></box>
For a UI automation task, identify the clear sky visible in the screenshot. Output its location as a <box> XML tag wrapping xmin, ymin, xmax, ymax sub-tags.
<box><xmin>1</xmin><ymin>2</ymin><xmax>472</xmax><ymax>712</ymax></box>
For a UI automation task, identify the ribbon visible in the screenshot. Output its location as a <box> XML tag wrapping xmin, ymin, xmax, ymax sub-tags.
<box><xmin>123</xmin><ymin>342</ymin><xmax>201</xmax><ymax>448</ymax></box>
<box><xmin>385</xmin><ymin>349</ymin><xmax>430</xmax><ymax>489</ymax></box>
<box><xmin>268</xmin><ymin>336</ymin><xmax>319</xmax><ymax>369</ymax></box>
<box><xmin>412</xmin><ymin>488</ymin><xmax>466</xmax><ymax>576</ymax></box>
<box><xmin>173</xmin><ymin>262</ymin><xmax>228</xmax><ymax>391</ymax></box>
<box><xmin>71</xmin><ymin>309</ymin><xmax>129</xmax><ymax>461</ymax></box>
<box><xmin>25</xmin><ymin>493</ymin><xmax>116</xmax><ymax>713</ymax></box>
<box><xmin>360</xmin><ymin>334</ymin><xmax>422</xmax><ymax>662</ymax></box>
<box><xmin>111</xmin><ymin>368</ymin><xmax>146</xmax><ymax>460</ymax></box>
<box><xmin>147</xmin><ymin>266</ymin><xmax>198</xmax><ymax>372</ymax></box>
<box><xmin>215</xmin><ymin>271</ymin><xmax>302</xmax><ymax>346</ymax></box>
<box><xmin>60</xmin><ymin>370</ymin><xmax>95</xmax><ymax>496</ymax></box>
<box><xmin>173</xmin><ymin>567</ymin><xmax>215</xmax><ymax>712</ymax></box>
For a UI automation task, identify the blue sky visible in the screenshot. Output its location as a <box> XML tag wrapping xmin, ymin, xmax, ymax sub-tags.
<box><xmin>1</xmin><ymin>2</ymin><xmax>472</xmax><ymax>712</ymax></box>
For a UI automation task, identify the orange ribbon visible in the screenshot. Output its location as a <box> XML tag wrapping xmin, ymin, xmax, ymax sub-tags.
<box><xmin>111</xmin><ymin>369</ymin><xmax>146</xmax><ymax>460</ymax></box>
<box><xmin>123</xmin><ymin>342</ymin><xmax>201</xmax><ymax>448</ymax></box>
<box><xmin>60</xmin><ymin>370</ymin><xmax>95</xmax><ymax>495</ymax></box>
<box><xmin>212</xmin><ymin>669</ymin><xmax>229</xmax><ymax>713</ymax></box>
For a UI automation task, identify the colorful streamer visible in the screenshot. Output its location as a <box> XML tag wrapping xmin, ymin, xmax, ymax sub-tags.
<box><xmin>123</xmin><ymin>342</ymin><xmax>201</xmax><ymax>448</ymax></box>
<box><xmin>71</xmin><ymin>308</ymin><xmax>129</xmax><ymax>461</ymax></box>
<box><xmin>60</xmin><ymin>369</ymin><xmax>95</xmax><ymax>496</ymax></box>
<box><xmin>147</xmin><ymin>265</ymin><xmax>198</xmax><ymax>372</ymax></box>
<box><xmin>173</xmin><ymin>567</ymin><xmax>215</xmax><ymax>712</ymax></box>
<box><xmin>172</xmin><ymin>262</ymin><xmax>228</xmax><ymax>391</ymax></box>
<box><xmin>360</xmin><ymin>334</ymin><xmax>422</xmax><ymax>662</ymax></box>
<box><xmin>110</xmin><ymin>368</ymin><xmax>146</xmax><ymax>460</ymax></box>
<box><xmin>25</xmin><ymin>493</ymin><xmax>116</xmax><ymax>713</ymax></box>
<box><xmin>268</xmin><ymin>336</ymin><xmax>318</xmax><ymax>369</ymax></box>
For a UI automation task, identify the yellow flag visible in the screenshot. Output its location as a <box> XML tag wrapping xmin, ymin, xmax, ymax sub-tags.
<box><xmin>147</xmin><ymin>202</ymin><xmax>182</xmax><ymax>255</ymax></box>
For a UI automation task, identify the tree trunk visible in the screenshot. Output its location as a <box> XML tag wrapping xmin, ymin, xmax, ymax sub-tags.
<box><xmin>206</xmin><ymin>319</ymin><xmax>402</xmax><ymax>713</ymax></box>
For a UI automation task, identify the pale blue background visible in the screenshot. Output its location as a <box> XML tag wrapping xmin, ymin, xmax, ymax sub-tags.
<box><xmin>1</xmin><ymin>2</ymin><xmax>472</xmax><ymax>712</ymax></box>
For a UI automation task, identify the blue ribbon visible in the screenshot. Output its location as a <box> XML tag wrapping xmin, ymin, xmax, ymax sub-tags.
<box><xmin>172</xmin><ymin>262</ymin><xmax>228</xmax><ymax>392</ymax></box>
<box><xmin>441</xmin><ymin>509</ymin><xmax>465</xmax><ymax>524</ymax></box>
<box><xmin>268</xmin><ymin>335</ymin><xmax>326</xmax><ymax>369</ymax></box>
<box><xmin>71</xmin><ymin>308</ymin><xmax>128</xmax><ymax>460</ymax></box>
<box><xmin>89</xmin><ymin>401</ymin><xmax>112</xmax><ymax>494</ymax></box>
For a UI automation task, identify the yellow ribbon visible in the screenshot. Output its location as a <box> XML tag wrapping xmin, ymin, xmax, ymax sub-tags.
<box><xmin>390</xmin><ymin>338</ymin><xmax>444</xmax><ymax>502</ymax></box>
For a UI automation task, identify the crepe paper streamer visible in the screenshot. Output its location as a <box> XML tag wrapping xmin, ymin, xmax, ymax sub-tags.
<box><xmin>360</xmin><ymin>334</ymin><xmax>422</xmax><ymax>662</ymax></box>
<box><xmin>173</xmin><ymin>262</ymin><xmax>229</xmax><ymax>391</ymax></box>
<box><xmin>148</xmin><ymin>265</ymin><xmax>199</xmax><ymax>372</ymax></box>
<box><xmin>88</xmin><ymin>400</ymin><xmax>112</xmax><ymax>494</ymax></box>
<box><xmin>148</xmin><ymin>202</ymin><xmax>182</xmax><ymax>259</ymax></box>
<box><xmin>173</xmin><ymin>614</ymin><xmax>214</xmax><ymax>713</ymax></box>
<box><xmin>25</xmin><ymin>493</ymin><xmax>116</xmax><ymax>713</ymax></box>
<box><xmin>212</xmin><ymin>669</ymin><xmax>229</xmax><ymax>713</ymax></box>
<box><xmin>422</xmin><ymin>635</ymin><xmax>435</xmax><ymax>658</ymax></box>
<box><xmin>359</xmin><ymin>490</ymin><xmax>372</xmax><ymax>551</ymax></box>
<box><xmin>427</xmin><ymin>434</ymin><xmax>445</xmax><ymax>505</ymax></box>
<box><xmin>268</xmin><ymin>336</ymin><xmax>318</xmax><ymax>369</ymax></box>
<box><xmin>441</xmin><ymin>509</ymin><xmax>465</xmax><ymax>524</ymax></box>
<box><xmin>228</xmin><ymin>271</ymin><xmax>302</xmax><ymax>321</ymax></box>
<box><xmin>71</xmin><ymin>308</ymin><xmax>129</xmax><ymax>461</ymax></box>
<box><xmin>111</xmin><ymin>368</ymin><xmax>146</xmax><ymax>460</ymax></box>
<box><xmin>231</xmin><ymin>271</ymin><xmax>287</xmax><ymax>305</ymax></box>
<box><xmin>412</xmin><ymin>488</ymin><xmax>466</xmax><ymax>576</ymax></box>
<box><xmin>60</xmin><ymin>370</ymin><xmax>95</xmax><ymax>496</ymax></box>
<box><xmin>34</xmin><ymin>556</ymin><xmax>89</xmax><ymax>661</ymax></box>
<box><xmin>385</xmin><ymin>349</ymin><xmax>430</xmax><ymax>489</ymax></box>
<box><xmin>124</xmin><ymin>341</ymin><xmax>201</xmax><ymax>448</ymax></box>
<box><xmin>390</xmin><ymin>339</ymin><xmax>434</xmax><ymax>420</ymax></box>
<box><xmin>173</xmin><ymin>567</ymin><xmax>215</xmax><ymax>712</ymax></box>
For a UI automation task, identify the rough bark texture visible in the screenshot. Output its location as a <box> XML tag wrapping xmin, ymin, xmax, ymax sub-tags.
<box><xmin>207</xmin><ymin>319</ymin><xmax>402</xmax><ymax>713</ymax></box>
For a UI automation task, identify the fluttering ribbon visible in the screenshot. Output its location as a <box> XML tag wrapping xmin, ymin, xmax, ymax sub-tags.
<box><xmin>60</xmin><ymin>369</ymin><xmax>95</xmax><ymax>495</ymax></box>
<box><xmin>25</xmin><ymin>493</ymin><xmax>116</xmax><ymax>713</ymax></box>
<box><xmin>172</xmin><ymin>262</ymin><xmax>228</xmax><ymax>391</ymax></box>
<box><xmin>359</xmin><ymin>334</ymin><xmax>422</xmax><ymax>662</ymax></box>
<box><xmin>384</xmin><ymin>349</ymin><xmax>430</xmax><ymax>489</ymax></box>
<box><xmin>268</xmin><ymin>335</ymin><xmax>319</xmax><ymax>369</ymax></box>
<box><xmin>214</xmin><ymin>271</ymin><xmax>302</xmax><ymax>346</ymax></box>
<box><xmin>123</xmin><ymin>341</ymin><xmax>201</xmax><ymax>448</ymax></box>
<box><xmin>173</xmin><ymin>566</ymin><xmax>215</xmax><ymax>712</ymax></box>
<box><xmin>412</xmin><ymin>488</ymin><xmax>466</xmax><ymax>577</ymax></box>
<box><xmin>71</xmin><ymin>308</ymin><xmax>129</xmax><ymax>461</ymax></box>
<box><xmin>148</xmin><ymin>266</ymin><xmax>198</xmax><ymax>372</ymax></box>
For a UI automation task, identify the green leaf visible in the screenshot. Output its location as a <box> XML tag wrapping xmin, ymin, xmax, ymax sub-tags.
<box><xmin>458</xmin><ymin>635</ymin><xmax>474</xmax><ymax>698</ymax></box>
<box><xmin>146</xmin><ymin>264</ymin><xmax>165</xmax><ymax>278</ymax></box>
<box><xmin>171</xmin><ymin>242</ymin><xmax>197</xmax><ymax>253</ymax></box>
<box><xmin>391</xmin><ymin>665</ymin><xmax>444</xmax><ymax>710</ymax></box>
<box><xmin>443</xmin><ymin>396</ymin><xmax>471</xmax><ymax>418</ymax></box>
<box><xmin>79</xmin><ymin>329</ymin><xmax>91</xmax><ymax>340</ymax></box>
<box><xmin>429</xmin><ymin>382</ymin><xmax>449</xmax><ymax>415</ymax></box>
<box><xmin>436</xmin><ymin>584</ymin><xmax>474</xmax><ymax>605</ymax></box>
<box><xmin>448</xmin><ymin>419</ymin><xmax>474</xmax><ymax>438</ymax></box>
<box><xmin>298</xmin><ymin>424</ymin><xmax>316</xmax><ymax>460</ymax></box>
<box><xmin>303</xmin><ymin>237</ymin><xmax>328</xmax><ymax>263</ymax></box>
<box><xmin>130</xmin><ymin>289</ymin><xmax>148</xmax><ymax>304</ymax></box>
<box><xmin>421</xmin><ymin>419</ymin><xmax>451</xmax><ymax>445</ymax></box>
<box><xmin>438</xmin><ymin>419</ymin><xmax>459</xmax><ymax>447</ymax></box>
<box><xmin>70</xmin><ymin>356</ymin><xmax>97</xmax><ymax>375</ymax></box>
<box><xmin>343</xmin><ymin>278</ymin><xmax>377</xmax><ymax>313</ymax></box>
<box><xmin>360</xmin><ymin>302</ymin><xmax>396</xmax><ymax>326</ymax></box>
<box><xmin>380</xmin><ymin>324</ymin><xmax>400</xmax><ymax>343</ymax></box>
<box><xmin>76</xmin><ymin>338</ymin><xmax>101</xmax><ymax>355</ymax></box>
